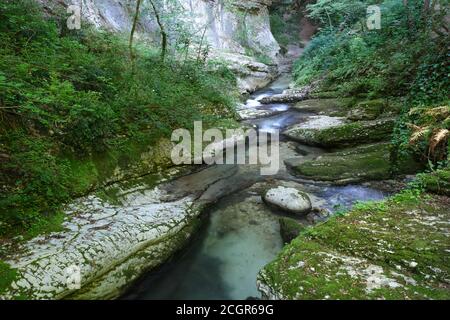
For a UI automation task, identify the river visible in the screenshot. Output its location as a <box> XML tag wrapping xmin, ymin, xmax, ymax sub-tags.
<box><xmin>121</xmin><ymin>76</ymin><xmax>387</xmax><ymax>300</ymax></box>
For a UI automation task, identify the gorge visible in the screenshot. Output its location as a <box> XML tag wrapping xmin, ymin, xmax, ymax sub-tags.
<box><xmin>0</xmin><ymin>0</ymin><xmax>448</xmax><ymax>300</ymax></box>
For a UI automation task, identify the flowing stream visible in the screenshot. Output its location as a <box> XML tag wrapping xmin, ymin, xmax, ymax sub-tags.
<box><xmin>122</xmin><ymin>76</ymin><xmax>387</xmax><ymax>300</ymax></box>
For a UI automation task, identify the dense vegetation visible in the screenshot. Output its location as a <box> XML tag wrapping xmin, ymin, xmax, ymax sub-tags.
<box><xmin>293</xmin><ymin>0</ymin><xmax>449</xmax><ymax>167</ymax></box>
<box><xmin>0</xmin><ymin>0</ymin><xmax>237</xmax><ymax>237</ymax></box>
<box><xmin>270</xmin><ymin>2</ymin><xmax>304</xmax><ymax>50</ymax></box>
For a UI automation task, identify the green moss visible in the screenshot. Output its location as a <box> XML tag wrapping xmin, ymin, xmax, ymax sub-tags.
<box><xmin>419</xmin><ymin>168</ymin><xmax>450</xmax><ymax>196</ymax></box>
<box><xmin>284</xmin><ymin>118</ymin><xmax>395</xmax><ymax>148</ymax></box>
<box><xmin>279</xmin><ymin>217</ymin><xmax>305</xmax><ymax>244</ymax></box>
<box><xmin>22</xmin><ymin>211</ymin><xmax>66</xmax><ymax>241</ymax></box>
<box><xmin>347</xmin><ymin>99</ymin><xmax>386</xmax><ymax>121</ymax></box>
<box><xmin>293</xmin><ymin>98</ymin><xmax>354</xmax><ymax>116</ymax></box>
<box><xmin>0</xmin><ymin>261</ymin><xmax>17</xmax><ymax>295</ymax></box>
<box><xmin>318</xmin><ymin>118</ymin><xmax>394</xmax><ymax>146</ymax></box>
<box><xmin>67</xmin><ymin>157</ymin><xmax>99</xmax><ymax>195</ymax></box>
<box><xmin>293</xmin><ymin>143</ymin><xmax>392</xmax><ymax>183</ymax></box>
<box><xmin>260</xmin><ymin>192</ymin><xmax>450</xmax><ymax>299</ymax></box>
<box><xmin>308</xmin><ymin>91</ymin><xmax>343</xmax><ymax>99</ymax></box>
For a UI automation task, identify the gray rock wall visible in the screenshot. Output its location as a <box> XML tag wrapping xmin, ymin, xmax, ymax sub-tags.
<box><xmin>37</xmin><ymin>0</ymin><xmax>281</xmax><ymax>92</ymax></box>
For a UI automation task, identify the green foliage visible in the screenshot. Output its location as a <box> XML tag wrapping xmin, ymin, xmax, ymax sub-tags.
<box><xmin>295</xmin><ymin>0</ymin><xmax>448</xmax><ymax>96</ymax></box>
<box><xmin>307</xmin><ymin>0</ymin><xmax>367</xmax><ymax>29</ymax></box>
<box><xmin>0</xmin><ymin>0</ymin><xmax>237</xmax><ymax>237</ymax></box>
<box><xmin>293</xmin><ymin>0</ymin><xmax>449</xmax><ymax>168</ymax></box>
<box><xmin>0</xmin><ymin>261</ymin><xmax>17</xmax><ymax>295</ymax></box>
<box><xmin>0</xmin><ymin>132</ymin><xmax>72</xmax><ymax>231</ymax></box>
<box><xmin>269</xmin><ymin>4</ymin><xmax>303</xmax><ymax>49</ymax></box>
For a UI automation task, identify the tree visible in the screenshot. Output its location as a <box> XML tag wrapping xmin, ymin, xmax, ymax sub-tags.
<box><xmin>129</xmin><ymin>0</ymin><xmax>142</xmax><ymax>69</ymax></box>
<box><xmin>306</xmin><ymin>0</ymin><xmax>367</xmax><ymax>30</ymax></box>
<box><xmin>149</xmin><ymin>0</ymin><xmax>168</xmax><ymax>62</ymax></box>
<box><xmin>129</xmin><ymin>0</ymin><xmax>167</xmax><ymax>64</ymax></box>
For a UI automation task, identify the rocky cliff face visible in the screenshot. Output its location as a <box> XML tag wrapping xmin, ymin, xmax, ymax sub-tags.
<box><xmin>37</xmin><ymin>0</ymin><xmax>281</xmax><ymax>92</ymax></box>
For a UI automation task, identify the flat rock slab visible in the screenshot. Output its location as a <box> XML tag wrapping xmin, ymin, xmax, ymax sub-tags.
<box><xmin>288</xmin><ymin>143</ymin><xmax>392</xmax><ymax>184</ymax></box>
<box><xmin>263</xmin><ymin>186</ymin><xmax>312</xmax><ymax>215</ymax></box>
<box><xmin>237</xmin><ymin>106</ymin><xmax>285</xmax><ymax>120</ymax></box>
<box><xmin>347</xmin><ymin>99</ymin><xmax>386</xmax><ymax>121</ymax></box>
<box><xmin>283</xmin><ymin>117</ymin><xmax>395</xmax><ymax>148</ymax></box>
<box><xmin>260</xmin><ymin>86</ymin><xmax>312</xmax><ymax>104</ymax></box>
<box><xmin>294</xmin><ymin>115</ymin><xmax>347</xmax><ymax>130</ymax></box>
<box><xmin>292</xmin><ymin>98</ymin><xmax>353</xmax><ymax>116</ymax></box>
<box><xmin>258</xmin><ymin>194</ymin><xmax>450</xmax><ymax>299</ymax></box>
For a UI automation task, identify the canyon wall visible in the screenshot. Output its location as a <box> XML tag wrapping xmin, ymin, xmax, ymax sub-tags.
<box><xmin>37</xmin><ymin>0</ymin><xmax>282</xmax><ymax>92</ymax></box>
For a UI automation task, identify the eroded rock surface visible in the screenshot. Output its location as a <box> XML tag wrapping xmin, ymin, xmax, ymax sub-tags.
<box><xmin>287</xmin><ymin>143</ymin><xmax>392</xmax><ymax>184</ymax></box>
<box><xmin>0</xmin><ymin>158</ymin><xmax>241</xmax><ymax>299</ymax></box>
<box><xmin>283</xmin><ymin>117</ymin><xmax>395</xmax><ymax>148</ymax></box>
<box><xmin>258</xmin><ymin>194</ymin><xmax>450</xmax><ymax>299</ymax></box>
<box><xmin>2</xmin><ymin>184</ymin><xmax>196</xmax><ymax>299</ymax></box>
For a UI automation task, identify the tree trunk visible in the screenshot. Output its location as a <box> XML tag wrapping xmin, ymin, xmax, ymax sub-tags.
<box><xmin>402</xmin><ymin>0</ymin><xmax>414</xmax><ymax>37</ymax></box>
<box><xmin>149</xmin><ymin>0</ymin><xmax>168</xmax><ymax>62</ymax></box>
<box><xmin>129</xmin><ymin>0</ymin><xmax>142</xmax><ymax>67</ymax></box>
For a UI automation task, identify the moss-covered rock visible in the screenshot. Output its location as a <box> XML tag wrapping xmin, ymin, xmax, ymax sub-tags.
<box><xmin>283</xmin><ymin>117</ymin><xmax>395</xmax><ymax>148</ymax></box>
<box><xmin>258</xmin><ymin>192</ymin><xmax>450</xmax><ymax>299</ymax></box>
<box><xmin>292</xmin><ymin>98</ymin><xmax>354</xmax><ymax>116</ymax></box>
<box><xmin>288</xmin><ymin>143</ymin><xmax>392</xmax><ymax>184</ymax></box>
<box><xmin>279</xmin><ymin>217</ymin><xmax>305</xmax><ymax>244</ymax></box>
<box><xmin>419</xmin><ymin>168</ymin><xmax>450</xmax><ymax>196</ymax></box>
<box><xmin>308</xmin><ymin>91</ymin><xmax>342</xmax><ymax>99</ymax></box>
<box><xmin>347</xmin><ymin>99</ymin><xmax>385</xmax><ymax>121</ymax></box>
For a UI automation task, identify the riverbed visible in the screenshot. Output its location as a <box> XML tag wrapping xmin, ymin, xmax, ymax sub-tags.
<box><xmin>122</xmin><ymin>76</ymin><xmax>387</xmax><ymax>300</ymax></box>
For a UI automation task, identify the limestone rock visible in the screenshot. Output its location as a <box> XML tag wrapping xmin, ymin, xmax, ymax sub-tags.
<box><xmin>306</xmin><ymin>208</ymin><xmax>331</xmax><ymax>224</ymax></box>
<box><xmin>347</xmin><ymin>99</ymin><xmax>385</xmax><ymax>121</ymax></box>
<box><xmin>292</xmin><ymin>98</ymin><xmax>353</xmax><ymax>116</ymax></box>
<box><xmin>258</xmin><ymin>194</ymin><xmax>450</xmax><ymax>299</ymax></box>
<box><xmin>260</xmin><ymin>86</ymin><xmax>309</xmax><ymax>104</ymax></box>
<box><xmin>287</xmin><ymin>143</ymin><xmax>392</xmax><ymax>184</ymax></box>
<box><xmin>283</xmin><ymin>117</ymin><xmax>395</xmax><ymax>148</ymax></box>
<box><xmin>263</xmin><ymin>186</ymin><xmax>312</xmax><ymax>215</ymax></box>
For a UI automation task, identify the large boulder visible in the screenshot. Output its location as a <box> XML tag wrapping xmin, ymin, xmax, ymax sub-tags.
<box><xmin>347</xmin><ymin>99</ymin><xmax>385</xmax><ymax>121</ymax></box>
<box><xmin>292</xmin><ymin>98</ymin><xmax>353</xmax><ymax>116</ymax></box>
<box><xmin>419</xmin><ymin>167</ymin><xmax>450</xmax><ymax>196</ymax></box>
<box><xmin>287</xmin><ymin>143</ymin><xmax>392</xmax><ymax>184</ymax></box>
<box><xmin>283</xmin><ymin>117</ymin><xmax>396</xmax><ymax>148</ymax></box>
<box><xmin>263</xmin><ymin>186</ymin><xmax>312</xmax><ymax>215</ymax></box>
<box><xmin>221</xmin><ymin>53</ymin><xmax>278</xmax><ymax>93</ymax></box>
<box><xmin>259</xmin><ymin>83</ymin><xmax>317</xmax><ymax>104</ymax></box>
